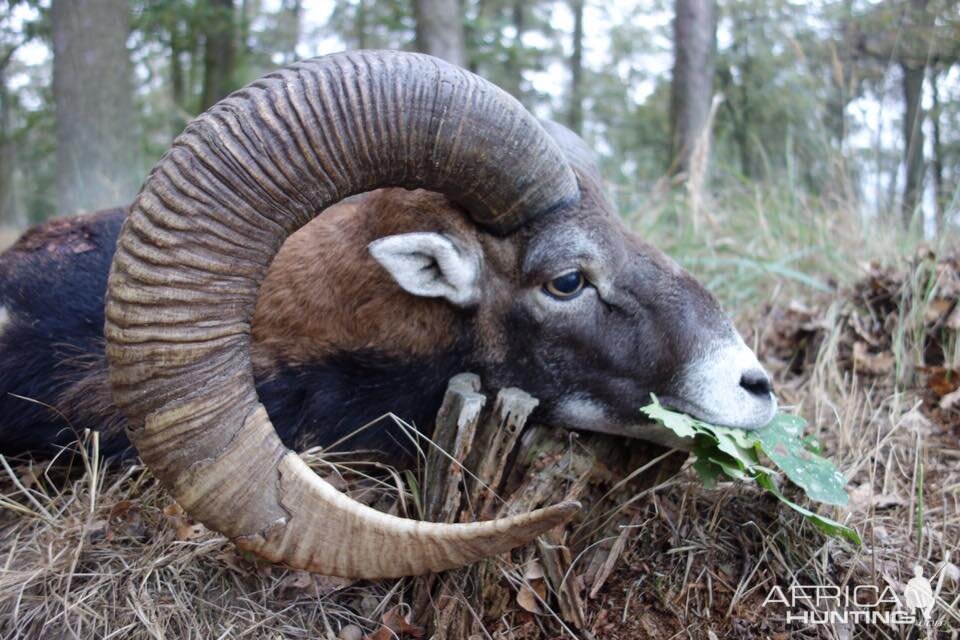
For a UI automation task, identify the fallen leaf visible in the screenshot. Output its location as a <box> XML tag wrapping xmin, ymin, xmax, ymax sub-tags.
<box><xmin>523</xmin><ymin>559</ymin><xmax>545</xmax><ymax>581</ymax></box>
<box><xmin>381</xmin><ymin>605</ymin><xmax>425</xmax><ymax>638</ymax></box>
<box><xmin>516</xmin><ymin>580</ymin><xmax>546</xmax><ymax>614</ymax></box>
<box><xmin>939</xmin><ymin>562</ymin><xmax>959</xmax><ymax>590</ymax></box>
<box><xmin>163</xmin><ymin>501</ymin><xmax>205</xmax><ymax>540</ymax></box>
<box><xmin>927</xmin><ymin>368</ymin><xmax>960</xmax><ymax>397</ymax></box>
<box><xmin>925</xmin><ymin>298</ymin><xmax>954</xmax><ymax>323</ymax></box>
<box><xmin>852</xmin><ymin>342</ymin><xmax>894</xmax><ymax>375</ymax></box>
<box><xmin>338</xmin><ymin>624</ymin><xmax>363</xmax><ymax>640</ymax></box>
<box><xmin>940</xmin><ymin>388</ymin><xmax>960</xmax><ymax>410</ymax></box>
<box><xmin>278</xmin><ymin>571</ymin><xmax>314</xmax><ymax>598</ymax></box>
<box><xmin>947</xmin><ymin>305</ymin><xmax>960</xmax><ymax>330</ymax></box>
<box><xmin>107</xmin><ymin>500</ymin><xmax>146</xmax><ymax>539</ymax></box>
<box><xmin>849</xmin><ymin>483</ymin><xmax>905</xmax><ymax>509</ymax></box>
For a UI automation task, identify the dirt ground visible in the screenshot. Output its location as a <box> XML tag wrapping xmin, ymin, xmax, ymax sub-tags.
<box><xmin>0</xmin><ymin>251</ymin><xmax>957</xmax><ymax>639</ymax></box>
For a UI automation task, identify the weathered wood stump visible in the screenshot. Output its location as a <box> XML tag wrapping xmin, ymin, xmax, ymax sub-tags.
<box><xmin>411</xmin><ymin>374</ymin><xmax>687</xmax><ymax>637</ymax></box>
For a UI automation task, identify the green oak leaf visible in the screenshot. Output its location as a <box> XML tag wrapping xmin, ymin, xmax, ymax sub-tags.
<box><xmin>640</xmin><ymin>395</ymin><xmax>858</xmax><ymax>544</ymax></box>
<box><xmin>755</xmin><ymin>474</ymin><xmax>861</xmax><ymax>544</ymax></box>
<box><xmin>754</xmin><ymin>414</ymin><xmax>849</xmax><ymax>506</ymax></box>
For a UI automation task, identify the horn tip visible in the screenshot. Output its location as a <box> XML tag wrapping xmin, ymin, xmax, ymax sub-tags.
<box><xmin>537</xmin><ymin>500</ymin><xmax>581</xmax><ymax>526</ymax></box>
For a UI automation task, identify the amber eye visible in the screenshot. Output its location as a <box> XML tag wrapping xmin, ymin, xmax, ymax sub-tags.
<box><xmin>543</xmin><ymin>270</ymin><xmax>585</xmax><ymax>299</ymax></box>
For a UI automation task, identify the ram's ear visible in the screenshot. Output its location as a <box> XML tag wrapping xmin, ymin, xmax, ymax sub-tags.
<box><xmin>368</xmin><ymin>232</ymin><xmax>482</xmax><ymax>307</ymax></box>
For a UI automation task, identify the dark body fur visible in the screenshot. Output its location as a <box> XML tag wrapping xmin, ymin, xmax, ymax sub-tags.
<box><xmin>0</xmin><ymin>210</ymin><xmax>124</xmax><ymax>454</ymax></box>
<box><xmin>0</xmin><ymin>206</ymin><xmax>466</xmax><ymax>459</ymax></box>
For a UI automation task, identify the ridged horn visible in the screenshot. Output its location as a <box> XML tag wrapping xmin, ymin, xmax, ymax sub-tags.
<box><xmin>104</xmin><ymin>50</ymin><xmax>581</xmax><ymax>579</ymax></box>
<box><xmin>539</xmin><ymin>119</ymin><xmax>601</xmax><ymax>177</ymax></box>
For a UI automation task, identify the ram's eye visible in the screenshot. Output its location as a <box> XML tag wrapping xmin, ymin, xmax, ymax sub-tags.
<box><xmin>543</xmin><ymin>270</ymin><xmax>585</xmax><ymax>299</ymax></box>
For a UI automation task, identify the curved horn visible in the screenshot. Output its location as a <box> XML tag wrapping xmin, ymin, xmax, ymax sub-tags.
<box><xmin>539</xmin><ymin>119</ymin><xmax>600</xmax><ymax>177</ymax></box>
<box><xmin>105</xmin><ymin>51</ymin><xmax>580</xmax><ymax>579</ymax></box>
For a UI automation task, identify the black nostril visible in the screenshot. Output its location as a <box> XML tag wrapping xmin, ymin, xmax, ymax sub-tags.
<box><xmin>740</xmin><ymin>368</ymin><xmax>773</xmax><ymax>397</ymax></box>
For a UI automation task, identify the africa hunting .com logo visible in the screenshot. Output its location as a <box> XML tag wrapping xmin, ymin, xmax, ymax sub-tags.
<box><xmin>762</xmin><ymin>564</ymin><xmax>952</xmax><ymax>629</ymax></box>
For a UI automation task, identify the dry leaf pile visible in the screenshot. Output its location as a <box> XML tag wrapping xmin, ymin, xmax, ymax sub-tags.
<box><xmin>759</xmin><ymin>249</ymin><xmax>960</xmax><ymax>433</ymax></box>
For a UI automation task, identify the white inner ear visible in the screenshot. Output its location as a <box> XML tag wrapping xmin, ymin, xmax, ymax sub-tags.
<box><xmin>368</xmin><ymin>232</ymin><xmax>481</xmax><ymax>307</ymax></box>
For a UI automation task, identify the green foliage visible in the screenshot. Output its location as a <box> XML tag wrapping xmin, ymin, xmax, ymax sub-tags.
<box><xmin>327</xmin><ymin>0</ymin><xmax>414</xmax><ymax>51</ymax></box>
<box><xmin>641</xmin><ymin>395</ymin><xmax>861</xmax><ymax>544</ymax></box>
<box><xmin>0</xmin><ymin>0</ymin><xmax>958</xmax><ymax>237</ymax></box>
<box><xmin>463</xmin><ymin>0</ymin><xmax>561</xmax><ymax>110</ymax></box>
<box><xmin>713</xmin><ymin>0</ymin><xmax>835</xmax><ymax>187</ymax></box>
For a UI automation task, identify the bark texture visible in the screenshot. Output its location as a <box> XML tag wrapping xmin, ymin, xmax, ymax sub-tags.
<box><xmin>502</xmin><ymin>1</ymin><xmax>526</xmax><ymax>101</ymax></box>
<box><xmin>901</xmin><ymin>62</ymin><xmax>925</xmax><ymax>229</ymax></box>
<box><xmin>0</xmin><ymin>56</ymin><xmax>22</xmax><ymax>227</ymax></box>
<box><xmin>105</xmin><ymin>51</ymin><xmax>580</xmax><ymax>579</ymax></box>
<box><xmin>931</xmin><ymin>68</ymin><xmax>944</xmax><ymax>233</ymax></box>
<box><xmin>670</xmin><ymin>0</ymin><xmax>717</xmax><ymax>175</ymax></box>
<box><xmin>414</xmin><ymin>0</ymin><xmax>466</xmax><ymax>67</ymax></box>
<box><xmin>412</xmin><ymin>374</ymin><xmax>687</xmax><ymax>635</ymax></box>
<box><xmin>51</xmin><ymin>0</ymin><xmax>140</xmax><ymax>214</ymax></box>
<box><xmin>567</xmin><ymin>0</ymin><xmax>585</xmax><ymax>135</ymax></box>
<box><xmin>200</xmin><ymin>0</ymin><xmax>238</xmax><ymax>111</ymax></box>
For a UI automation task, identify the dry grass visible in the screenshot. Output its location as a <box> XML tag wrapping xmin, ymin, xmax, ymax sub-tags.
<box><xmin>0</xmin><ymin>441</ymin><xmax>423</xmax><ymax>639</ymax></box>
<box><xmin>0</xmin><ymin>218</ymin><xmax>958</xmax><ymax>638</ymax></box>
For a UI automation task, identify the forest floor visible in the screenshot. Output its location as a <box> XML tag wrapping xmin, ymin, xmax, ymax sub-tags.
<box><xmin>583</xmin><ymin>249</ymin><xmax>960</xmax><ymax>639</ymax></box>
<box><xmin>0</xmin><ymin>228</ymin><xmax>957</xmax><ymax>639</ymax></box>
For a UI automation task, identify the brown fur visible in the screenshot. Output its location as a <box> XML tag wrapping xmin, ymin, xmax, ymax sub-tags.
<box><xmin>251</xmin><ymin>189</ymin><xmax>479</xmax><ymax>370</ymax></box>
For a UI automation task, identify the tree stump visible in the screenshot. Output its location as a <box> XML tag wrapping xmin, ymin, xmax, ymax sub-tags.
<box><xmin>411</xmin><ymin>374</ymin><xmax>687</xmax><ymax>637</ymax></box>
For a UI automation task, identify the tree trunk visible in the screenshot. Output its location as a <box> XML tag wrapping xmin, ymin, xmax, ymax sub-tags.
<box><xmin>502</xmin><ymin>1</ymin><xmax>525</xmax><ymax>101</ymax></box>
<box><xmin>0</xmin><ymin>57</ymin><xmax>23</xmax><ymax>227</ymax></box>
<box><xmin>239</xmin><ymin>0</ymin><xmax>255</xmax><ymax>58</ymax></box>
<box><xmin>171</xmin><ymin>36</ymin><xmax>186</xmax><ymax>111</ymax></box>
<box><xmin>188</xmin><ymin>17</ymin><xmax>202</xmax><ymax>112</ymax></box>
<box><xmin>353</xmin><ymin>0</ymin><xmax>368</xmax><ymax>50</ymax></box>
<box><xmin>901</xmin><ymin>61</ymin><xmax>925</xmax><ymax>229</ymax></box>
<box><xmin>200</xmin><ymin>0</ymin><xmax>237</xmax><ymax>111</ymax></box>
<box><xmin>930</xmin><ymin>68</ymin><xmax>944</xmax><ymax>234</ymax></box>
<box><xmin>567</xmin><ymin>0</ymin><xmax>584</xmax><ymax>135</ymax></box>
<box><xmin>169</xmin><ymin>21</ymin><xmax>189</xmax><ymax>136</ymax></box>
<box><xmin>51</xmin><ymin>0</ymin><xmax>141</xmax><ymax>214</ymax></box>
<box><xmin>277</xmin><ymin>0</ymin><xmax>302</xmax><ymax>65</ymax></box>
<box><xmin>414</xmin><ymin>0</ymin><xmax>466</xmax><ymax>67</ymax></box>
<box><xmin>670</xmin><ymin>0</ymin><xmax>717</xmax><ymax>175</ymax></box>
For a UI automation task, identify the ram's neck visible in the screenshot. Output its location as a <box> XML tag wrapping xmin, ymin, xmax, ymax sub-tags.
<box><xmin>254</xmin><ymin>342</ymin><xmax>472</xmax><ymax>458</ymax></box>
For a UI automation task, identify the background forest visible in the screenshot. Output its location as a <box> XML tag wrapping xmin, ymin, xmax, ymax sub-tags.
<box><xmin>0</xmin><ymin>0</ymin><xmax>958</xmax><ymax>247</ymax></box>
